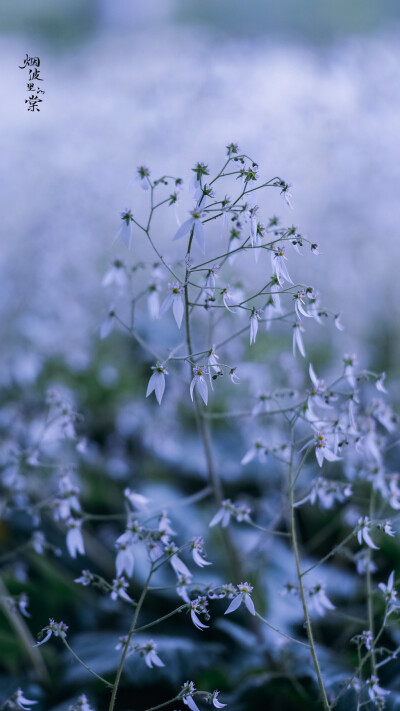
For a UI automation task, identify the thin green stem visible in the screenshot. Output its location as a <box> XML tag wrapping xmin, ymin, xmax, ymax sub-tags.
<box><xmin>288</xmin><ymin>432</ymin><xmax>330</xmax><ymax>711</ymax></box>
<box><xmin>63</xmin><ymin>639</ymin><xmax>113</xmax><ymax>688</ymax></box>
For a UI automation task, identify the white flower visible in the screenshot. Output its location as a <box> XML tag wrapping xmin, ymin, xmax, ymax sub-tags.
<box><xmin>110</xmin><ymin>576</ymin><xmax>133</xmax><ymax>603</ymax></box>
<box><xmin>292</xmin><ymin>322</ymin><xmax>306</xmax><ymax>357</ymax></box>
<box><xmin>212</xmin><ymin>691</ymin><xmax>227</xmax><ymax>709</ymax></box>
<box><xmin>102</xmin><ymin>258</ymin><xmax>128</xmax><ymax>290</ymax></box>
<box><xmin>146</xmin><ymin>363</ymin><xmax>168</xmax><ymax>405</ymax></box>
<box><xmin>344</xmin><ymin>354</ymin><xmax>358</xmax><ymax>388</ymax></box>
<box><xmin>354</xmin><ymin>549</ymin><xmax>377</xmax><ymax>576</ymax></box>
<box><xmin>308</xmin><ymin>583</ymin><xmax>335</xmax><ymax>617</ymax></box>
<box><xmin>160</xmin><ymin>283</ymin><xmax>185</xmax><ymax>328</ymax></box>
<box><xmin>293</xmin><ymin>290</ymin><xmax>311</xmax><ymax>319</ymax></box>
<box><xmin>114</xmin><ymin>209</ymin><xmax>133</xmax><ymax>248</ymax></box>
<box><xmin>14</xmin><ymin>690</ymin><xmax>37</xmax><ymax>710</ymax></box>
<box><xmin>221</xmin><ymin>286</ymin><xmax>237</xmax><ymax>313</ymax></box>
<box><xmin>249</xmin><ymin>308</ymin><xmax>262</xmax><ymax>345</ymax></box>
<box><xmin>229</xmin><ymin>368</ymin><xmax>240</xmax><ymax>384</ymax></box>
<box><xmin>34</xmin><ymin>618</ymin><xmax>68</xmax><ymax>647</ymax></box>
<box><xmin>357</xmin><ymin>517</ymin><xmax>379</xmax><ymax>550</ymax></box>
<box><xmin>190</xmin><ymin>367</ymin><xmax>208</xmax><ymax>405</ymax></box>
<box><xmin>378</xmin><ymin>571</ymin><xmax>397</xmax><ymax>606</ymax></box>
<box><xmin>209</xmin><ymin>499</ymin><xmax>233</xmax><ymax>528</ymax></box>
<box><xmin>158</xmin><ymin>511</ymin><xmax>176</xmax><ymax>538</ymax></box>
<box><xmin>190</xmin><ymin>597</ymin><xmax>209</xmax><ymax>630</ymax></box>
<box><xmin>135</xmin><ymin>165</ymin><xmax>151</xmax><ymax>190</ymax></box>
<box><xmin>241</xmin><ymin>440</ymin><xmax>267</xmax><ymax>465</ymax></box>
<box><xmin>148</xmin><ymin>284</ymin><xmax>161</xmax><ymax>319</ymax></box>
<box><xmin>74</xmin><ymin>569</ymin><xmax>93</xmax><ymax>586</ymax></box>
<box><xmin>100</xmin><ymin>307</ymin><xmax>116</xmax><ymax>340</ymax></box>
<box><xmin>181</xmin><ymin>681</ymin><xmax>200</xmax><ymax>711</ymax></box>
<box><xmin>66</xmin><ymin>518</ymin><xmax>85</xmax><ymax>559</ymax></box>
<box><xmin>333</xmin><ymin>313</ymin><xmax>344</xmax><ymax>331</ymax></box>
<box><xmin>204</xmin><ymin>266</ymin><xmax>219</xmax><ymax>297</ymax></box>
<box><xmin>142</xmin><ymin>640</ymin><xmax>165</xmax><ymax>668</ymax></box>
<box><xmin>177</xmin><ymin>573</ymin><xmax>193</xmax><ymax>604</ymax></box>
<box><xmin>271</xmin><ymin>245</ymin><xmax>293</xmax><ymax>285</ymax></box>
<box><xmin>164</xmin><ymin>543</ymin><xmax>191</xmax><ymax>578</ymax></box>
<box><xmin>115</xmin><ymin>536</ymin><xmax>135</xmax><ymax>578</ymax></box>
<box><xmin>305</xmin><ymin>477</ymin><xmax>352</xmax><ymax>509</ymax></box>
<box><xmin>366</xmin><ymin>676</ymin><xmax>390</xmax><ymax>705</ymax></box>
<box><xmin>32</xmin><ymin>531</ymin><xmax>46</xmax><ymax>555</ymax></box>
<box><xmin>313</xmin><ymin>433</ymin><xmax>342</xmax><ymax>468</ymax></box>
<box><xmin>190</xmin><ymin>537</ymin><xmax>212</xmax><ymax>567</ymax></box>
<box><xmin>173</xmin><ymin>209</ymin><xmax>206</xmax><ymax>253</ymax></box>
<box><xmin>224</xmin><ymin>582</ymin><xmax>255</xmax><ymax>616</ymax></box>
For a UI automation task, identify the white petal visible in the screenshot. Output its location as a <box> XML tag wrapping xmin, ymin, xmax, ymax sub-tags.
<box><xmin>224</xmin><ymin>595</ymin><xmax>242</xmax><ymax>615</ymax></box>
<box><xmin>173</xmin><ymin>218</ymin><xmax>193</xmax><ymax>242</ymax></box>
<box><xmin>193</xmin><ymin>221</ymin><xmax>205</xmax><ymax>253</ymax></box>
<box><xmin>244</xmin><ymin>594</ymin><xmax>255</xmax><ymax>615</ymax></box>
<box><xmin>173</xmin><ymin>295</ymin><xmax>184</xmax><ymax>328</ymax></box>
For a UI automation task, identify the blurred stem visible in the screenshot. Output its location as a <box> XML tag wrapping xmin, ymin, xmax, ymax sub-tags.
<box><xmin>366</xmin><ymin>488</ymin><xmax>377</xmax><ymax>676</ymax></box>
<box><xmin>108</xmin><ymin>567</ymin><xmax>153</xmax><ymax>711</ymax></box>
<box><xmin>0</xmin><ymin>576</ymin><xmax>49</xmax><ymax>683</ymax></box>
<box><xmin>288</xmin><ymin>430</ymin><xmax>330</xmax><ymax>711</ymax></box>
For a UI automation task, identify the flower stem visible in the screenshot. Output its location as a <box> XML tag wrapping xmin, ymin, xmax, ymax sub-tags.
<box><xmin>288</xmin><ymin>431</ymin><xmax>330</xmax><ymax>711</ymax></box>
<box><xmin>108</xmin><ymin>568</ymin><xmax>153</xmax><ymax>711</ymax></box>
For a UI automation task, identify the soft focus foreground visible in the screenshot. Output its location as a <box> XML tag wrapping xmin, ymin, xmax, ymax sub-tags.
<box><xmin>1</xmin><ymin>5</ymin><xmax>400</xmax><ymax>711</ymax></box>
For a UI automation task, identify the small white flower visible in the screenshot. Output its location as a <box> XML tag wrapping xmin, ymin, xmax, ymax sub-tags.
<box><xmin>378</xmin><ymin>571</ymin><xmax>397</xmax><ymax>605</ymax></box>
<box><xmin>212</xmin><ymin>691</ymin><xmax>227</xmax><ymax>709</ymax></box>
<box><xmin>366</xmin><ymin>676</ymin><xmax>390</xmax><ymax>705</ymax></box>
<box><xmin>204</xmin><ymin>266</ymin><xmax>219</xmax><ymax>297</ymax></box>
<box><xmin>173</xmin><ymin>209</ymin><xmax>206</xmax><ymax>253</ymax></box>
<box><xmin>357</xmin><ymin>517</ymin><xmax>379</xmax><ymax>550</ymax></box>
<box><xmin>271</xmin><ymin>245</ymin><xmax>293</xmax><ymax>285</ymax></box>
<box><xmin>209</xmin><ymin>499</ymin><xmax>233</xmax><ymax>528</ymax></box>
<box><xmin>34</xmin><ymin>618</ymin><xmax>68</xmax><ymax>647</ymax></box>
<box><xmin>293</xmin><ymin>290</ymin><xmax>311</xmax><ymax>319</ymax></box>
<box><xmin>142</xmin><ymin>640</ymin><xmax>165</xmax><ymax>668</ymax></box>
<box><xmin>344</xmin><ymin>354</ymin><xmax>358</xmax><ymax>388</ymax></box>
<box><xmin>115</xmin><ymin>537</ymin><xmax>135</xmax><ymax>578</ymax></box>
<box><xmin>241</xmin><ymin>440</ymin><xmax>267</xmax><ymax>466</ymax></box>
<box><xmin>74</xmin><ymin>570</ymin><xmax>93</xmax><ymax>586</ymax></box>
<box><xmin>102</xmin><ymin>258</ymin><xmax>128</xmax><ymax>290</ymax></box>
<box><xmin>13</xmin><ymin>690</ymin><xmax>37</xmax><ymax>710</ymax></box>
<box><xmin>181</xmin><ymin>681</ymin><xmax>200</xmax><ymax>711</ymax></box>
<box><xmin>135</xmin><ymin>165</ymin><xmax>151</xmax><ymax>190</ymax></box>
<box><xmin>66</xmin><ymin>518</ymin><xmax>85</xmax><ymax>559</ymax></box>
<box><xmin>148</xmin><ymin>284</ymin><xmax>161</xmax><ymax>319</ymax></box>
<box><xmin>190</xmin><ymin>597</ymin><xmax>209</xmax><ymax>631</ymax></box>
<box><xmin>110</xmin><ymin>576</ymin><xmax>133</xmax><ymax>603</ymax></box>
<box><xmin>146</xmin><ymin>363</ymin><xmax>168</xmax><ymax>405</ymax></box>
<box><xmin>229</xmin><ymin>368</ymin><xmax>240</xmax><ymax>384</ymax></box>
<box><xmin>308</xmin><ymin>583</ymin><xmax>335</xmax><ymax>617</ymax></box>
<box><xmin>177</xmin><ymin>573</ymin><xmax>193</xmax><ymax>604</ymax></box>
<box><xmin>160</xmin><ymin>283</ymin><xmax>185</xmax><ymax>328</ymax></box>
<box><xmin>313</xmin><ymin>433</ymin><xmax>342</xmax><ymax>468</ymax></box>
<box><xmin>224</xmin><ymin>582</ymin><xmax>255</xmax><ymax>616</ymax></box>
<box><xmin>114</xmin><ymin>209</ymin><xmax>133</xmax><ymax>248</ymax></box>
<box><xmin>333</xmin><ymin>313</ymin><xmax>344</xmax><ymax>331</ymax></box>
<box><xmin>221</xmin><ymin>286</ymin><xmax>237</xmax><ymax>313</ymax></box>
<box><xmin>249</xmin><ymin>308</ymin><xmax>262</xmax><ymax>345</ymax></box>
<box><xmin>164</xmin><ymin>542</ymin><xmax>191</xmax><ymax>578</ymax></box>
<box><xmin>190</xmin><ymin>537</ymin><xmax>212</xmax><ymax>567</ymax></box>
<box><xmin>190</xmin><ymin>366</ymin><xmax>209</xmax><ymax>405</ymax></box>
<box><xmin>100</xmin><ymin>307</ymin><xmax>116</xmax><ymax>340</ymax></box>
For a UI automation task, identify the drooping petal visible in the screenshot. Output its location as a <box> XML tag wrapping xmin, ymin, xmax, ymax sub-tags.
<box><xmin>244</xmin><ymin>593</ymin><xmax>255</xmax><ymax>615</ymax></box>
<box><xmin>172</xmin><ymin>294</ymin><xmax>184</xmax><ymax>328</ymax></box>
<box><xmin>173</xmin><ymin>218</ymin><xmax>194</xmax><ymax>242</ymax></box>
<box><xmin>224</xmin><ymin>595</ymin><xmax>243</xmax><ymax>615</ymax></box>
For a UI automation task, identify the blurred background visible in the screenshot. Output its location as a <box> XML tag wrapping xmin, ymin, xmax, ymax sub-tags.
<box><xmin>1</xmin><ymin>2</ymin><xmax>400</xmax><ymax>710</ymax></box>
